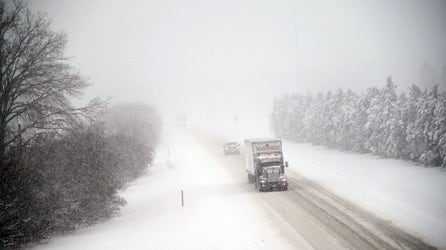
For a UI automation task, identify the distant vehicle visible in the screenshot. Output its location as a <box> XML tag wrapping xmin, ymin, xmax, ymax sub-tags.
<box><xmin>223</xmin><ymin>142</ymin><xmax>240</xmax><ymax>155</ymax></box>
<box><xmin>244</xmin><ymin>139</ymin><xmax>288</xmax><ymax>191</ymax></box>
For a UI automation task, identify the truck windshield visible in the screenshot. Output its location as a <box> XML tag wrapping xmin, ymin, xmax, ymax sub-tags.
<box><xmin>266</xmin><ymin>168</ymin><xmax>280</xmax><ymax>174</ymax></box>
<box><xmin>261</xmin><ymin>161</ymin><xmax>281</xmax><ymax>167</ymax></box>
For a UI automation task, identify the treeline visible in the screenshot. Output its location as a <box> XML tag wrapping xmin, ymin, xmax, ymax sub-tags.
<box><xmin>271</xmin><ymin>78</ymin><xmax>446</xmax><ymax>167</ymax></box>
<box><xmin>1</xmin><ymin>104</ymin><xmax>161</xmax><ymax>248</ymax></box>
<box><xmin>1</xmin><ymin>1</ymin><xmax>161</xmax><ymax>248</ymax></box>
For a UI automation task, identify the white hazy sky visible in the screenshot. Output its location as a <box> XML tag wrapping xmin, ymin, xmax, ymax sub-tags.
<box><xmin>29</xmin><ymin>0</ymin><xmax>446</xmax><ymax>120</ymax></box>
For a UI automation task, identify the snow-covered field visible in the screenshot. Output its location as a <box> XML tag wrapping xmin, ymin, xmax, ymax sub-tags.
<box><xmin>34</xmin><ymin>126</ymin><xmax>296</xmax><ymax>250</ymax></box>
<box><xmin>202</xmin><ymin>117</ymin><xmax>446</xmax><ymax>248</ymax></box>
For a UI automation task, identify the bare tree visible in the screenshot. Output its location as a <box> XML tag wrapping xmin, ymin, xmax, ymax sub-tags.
<box><xmin>0</xmin><ymin>1</ymin><xmax>103</xmax><ymax>164</ymax></box>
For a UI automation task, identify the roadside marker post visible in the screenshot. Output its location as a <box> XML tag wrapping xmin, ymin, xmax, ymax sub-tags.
<box><xmin>181</xmin><ymin>190</ymin><xmax>184</xmax><ymax>207</ymax></box>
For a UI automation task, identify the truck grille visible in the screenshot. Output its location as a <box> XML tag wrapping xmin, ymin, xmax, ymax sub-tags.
<box><xmin>267</xmin><ymin>173</ymin><xmax>280</xmax><ymax>182</ymax></box>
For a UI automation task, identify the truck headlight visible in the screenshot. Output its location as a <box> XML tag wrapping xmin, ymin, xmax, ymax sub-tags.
<box><xmin>281</xmin><ymin>178</ymin><xmax>287</xmax><ymax>182</ymax></box>
<box><xmin>260</xmin><ymin>179</ymin><xmax>267</xmax><ymax>183</ymax></box>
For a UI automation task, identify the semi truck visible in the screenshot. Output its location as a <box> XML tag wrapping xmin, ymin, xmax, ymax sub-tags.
<box><xmin>244</xmin><ymin>138</ymin><xmax>288</xmax><ymax>191</ymax></box>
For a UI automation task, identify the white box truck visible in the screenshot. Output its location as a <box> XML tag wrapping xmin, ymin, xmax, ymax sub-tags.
<box><xmin>244</xmin><ymin>138</ymin><xmax>288</xmax><ymax>191</ymax></box>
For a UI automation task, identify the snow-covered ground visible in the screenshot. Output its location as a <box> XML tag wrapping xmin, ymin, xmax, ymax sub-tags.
<box><xmin>283</xmin><ymin>143</ymin><xmax>446</xmax><ymax>248</ymax></box>
<box><xmin>284</xmin><ymin>142</ymin><xmax>446</xmax><ymax>248</ymax></box>
<box><xmin>34</xmin><ymin>126</ymin><xmax>296</xmax><ymax>250</ymax></box>
<box><xmin>33</xmin><ymin>116</ymin><xmax>446</xmax><ymax>249</ymax></box>
<box><xmin>202</xmin><ymin>117</ymin><xmax>446</xmax><ymax>248</ymax></box>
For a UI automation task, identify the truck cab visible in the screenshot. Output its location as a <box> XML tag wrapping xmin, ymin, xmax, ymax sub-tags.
<box><xmin>259</xmin><ymin>166</ymin><xmax>288</xmax><ymax>191</ymax></box>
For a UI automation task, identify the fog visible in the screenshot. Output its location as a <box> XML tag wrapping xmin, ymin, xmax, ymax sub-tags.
<box><xmin>29</xmin><ymin>0</ymin><xmax>446</xmax><ymax>121</ymax></box>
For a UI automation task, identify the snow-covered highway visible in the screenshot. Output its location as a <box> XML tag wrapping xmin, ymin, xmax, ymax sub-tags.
<box><xmin>33</xmin><ymin>125</ymin><xmax>438</xmax><ymax>250</ymax></box>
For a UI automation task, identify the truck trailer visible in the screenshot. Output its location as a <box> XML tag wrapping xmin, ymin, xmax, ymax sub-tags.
<box><xmin>244</xmin><ymin>138</ymin><xmax>288</xmax><ymax>191</ymax></box>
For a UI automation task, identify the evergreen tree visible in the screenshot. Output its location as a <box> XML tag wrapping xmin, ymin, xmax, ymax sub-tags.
<box><xmin>405</xmin><ymin>85</ymin><xmax>423</xmax><ymax>160</ymax></box>
<box><xmin>364</xmin><ymin>86</ymin><xmax>383</xmax><ymax>154</ymax></box>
